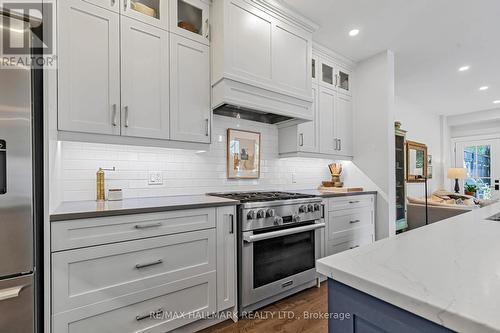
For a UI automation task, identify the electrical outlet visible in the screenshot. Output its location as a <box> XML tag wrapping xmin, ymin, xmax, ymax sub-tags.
<box><xmin>148</xmin><ymin>171</ymin><xmax>163</xmax><ymax>185</ymax></box>
<box><xmin>291</xmin><ymin>173</ymin><xmax>297</xmax><ymax>184</ymax></box>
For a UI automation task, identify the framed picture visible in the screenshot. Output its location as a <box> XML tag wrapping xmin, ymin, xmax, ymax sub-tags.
<box><xmin>227</xmin><ymin>129</ymin><xmax>261</xmax><ymax>179</ymax></box>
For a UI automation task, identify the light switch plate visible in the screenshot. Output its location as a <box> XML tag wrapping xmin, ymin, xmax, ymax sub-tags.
<box><xmin>148</xmin><ymin>171</ymin><xmax>163</xmax><ymax>185</ymax></box>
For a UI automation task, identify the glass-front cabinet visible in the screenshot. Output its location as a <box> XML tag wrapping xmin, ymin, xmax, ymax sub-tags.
<box><xmin>455</xmin><ymin>139</ymin><xmax>500</xmax><ymax>200</ymax></box>
<box><xmin>170</xmin><ymin>0</ymin><xmax>210</xmax><ymax>45</ymax></box>
<box><xmin>337</xmin><ymin>67</ymin><xmax>352</xmax><ymax>96</ymax></box>
<box><xmin>122</xmin><ymin>0</ymin><xmax>169</xmax><ymax>29</ymax></box>
<box><xmin>319</xmin><ymin>57</ymin><xmax>336</xmax><ymax>89</ymax></box>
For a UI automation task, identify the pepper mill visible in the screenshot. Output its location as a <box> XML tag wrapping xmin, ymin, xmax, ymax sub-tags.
<box><xmin>96</xmin><ymin>167</ymin><xmax>115</xmax><ymax>202</ymax></box>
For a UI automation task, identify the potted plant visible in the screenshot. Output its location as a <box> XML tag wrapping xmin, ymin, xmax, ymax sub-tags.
<box><xmin>464</xmin><ymin>184</ymin><xmax>477</xmax><ymax>196</ymax></box>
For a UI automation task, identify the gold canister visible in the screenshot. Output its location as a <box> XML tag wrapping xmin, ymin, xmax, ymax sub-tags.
<box><xmin>96</xmin><ymin>168</ymin><xmax>105</xmax><ymax>202</ymax></box>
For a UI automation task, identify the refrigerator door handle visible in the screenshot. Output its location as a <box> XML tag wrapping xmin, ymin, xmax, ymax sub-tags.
<box><xmin>0</xmin><ymin>139</ymin><xmax>5</xmax><ymax>195</ymax></box>
<box><xmin>0</xmin><ymin>285</ymin><xmax>24</xmax><ymax>302</ymax></box>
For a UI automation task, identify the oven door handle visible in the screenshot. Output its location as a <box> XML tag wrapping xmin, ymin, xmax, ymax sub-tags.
<box><xmin>243</xmin><ymin>223</ymin><xmax>326</xmax><ymax>243</ymax></box>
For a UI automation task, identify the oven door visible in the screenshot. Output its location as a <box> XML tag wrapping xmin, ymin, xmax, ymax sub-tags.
<box><xmin>240</xmin><ymin>221</ymin><xmax>325</xmax><ymax>309</ymax></box>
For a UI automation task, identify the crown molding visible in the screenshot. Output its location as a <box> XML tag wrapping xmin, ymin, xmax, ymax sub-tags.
<box><xmin>249</xmin><ymin>0</ymin><xmax>320</xmax><ymax>33</ymax></box>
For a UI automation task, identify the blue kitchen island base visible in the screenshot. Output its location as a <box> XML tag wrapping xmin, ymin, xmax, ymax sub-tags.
<box><xmin>328</xmin><ymin>279</ymin><xmax>456</xmax><ymax>333</ymax></box>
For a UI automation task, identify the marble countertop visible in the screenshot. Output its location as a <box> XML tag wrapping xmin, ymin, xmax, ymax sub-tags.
<box><xmin>317</xmin><ymin>201</ymin><xmax>500</xmax><ymax>333</ymax></box>
<box><xmin>51</xmin><ymin>195</ymin><xmax>239</xmax><ymax>221</ymax></box>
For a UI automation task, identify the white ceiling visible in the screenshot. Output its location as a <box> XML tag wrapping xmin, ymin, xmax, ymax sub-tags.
<box><xmin>282</xmin><ymin>0</ymin><xmax>500</xmax><ymax>115</ymax></box>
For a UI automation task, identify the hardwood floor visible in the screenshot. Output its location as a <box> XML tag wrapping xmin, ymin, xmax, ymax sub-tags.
<box><xmin>200</xmin><ymin>282</ymin><xmax>328</xmax><ymax>333</ymax></box>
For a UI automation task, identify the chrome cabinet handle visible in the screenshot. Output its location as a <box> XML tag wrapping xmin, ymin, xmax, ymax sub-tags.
<box><xmin>136</xmin><ymin>308</ymin><xmax>163</xmax><ymax>321</ymax></box>
<box><xmin>0</xmin><ymin>286</ymin><xmax>24</xmax><ymax>302</ymax></box>
<box><xmin>338</xmin><ymin>139</ymin><xmax>342</xmax><ymax>151</ymax></box>
<box><xmin>334</xmin><ymin>138</ymin><xmax>338</xmax><ymax>150</ymax></box>
<box><xmin>205</xmin><ymin>18</ymin><xmax>210</xmax><ymax>39</ymax></box>
<box><xmin>123</xmin><ymin>0</ymin><xmax>127</xmax><ymax>10</ymax></box>
<box><xmin>229</xmin><ymin>214</ymin><xmax>234</xmax><ymax>234</ymax></box>
<box><xmin>349</xmin><ymin>245</ymin><xmax>360</xmax><ymax>250</ymax></box>
<box><xmin>205</xmin><ymin>118</ymin><xmax>210</xmax><ymax>137</ymax></box>
<box><xmin>349</xmin><ymin>200</ymin><xmax>360</xmax><ymax>204</ymax></box>
<box><xmin>124</xmin><ymin>106</ymin><xmax>129</xmax><ymax>128</ymax></box>
<box><xmin>134</xmin><ymin>222</ymin><xmax>162</xmax><ymax>229</ymax></box>
<box><xmin>111</xmin><ymin>104</ymin><xmax>117</xmax><ymax>126</ymax></box>
<box><xmin>135</xmin><ymin>259</ymin><xmax>163</xmax><ymax>269</ymax></box>
<box><xmin>349</xmin><ymin>220</ymin><xmax>361</xmax><ymax>224</ymax></box>
<box><xmin>321</xmin><ymin>204</ymin><xmax>325</xmax><ymax>219</ymax></box>
<box><xmin>111</xmin><ymin>0</ymin><xmax>116</xmax><ymax>6</ymax></box>
<box><xmin>299</xmin><ymin>133</ymin><xmax>304</xmax><ymax>146</ymax></box>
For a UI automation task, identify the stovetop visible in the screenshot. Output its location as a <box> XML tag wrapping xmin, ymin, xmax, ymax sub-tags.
<box><xmin>208</xmin><ymin>191</ymin><xmax>316</xmax><ymax>203</ymax></box>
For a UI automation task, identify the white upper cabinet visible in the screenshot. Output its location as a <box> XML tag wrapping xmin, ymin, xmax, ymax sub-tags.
<box><xmin>80</xmin><ymin>0</ymin><xmax>119</xmax><ymax>12</ymax></box>
<box><xmin>121</xmin><ymin>0</ymin><xmax>168</xmax><ymax>29</ymax></box>
<box><xmin>58</xmin><ymin>0</ymin><xmax>121</xmax><ymax>135</ymax></box>
<box><xmin>120</xmin><ymin>17</ymin><xmax>170</xmax><ymax>140</ymax></box>
<box><xmin>169</xmin><ymin>33</ymin><xmax>211</xmax><ymax>143</ymax></box>
<box><xmin>297</xmin><ymin>86</ymin><xmax>319</xmax><ymax>153</ymax></box>
<box><xmin>335</xmin><ymin>94</ymin><xmax>353</xmax><ymax>156</ymax></box>
<box><xmin>318</xmin><ymin>86</ymin><xmax>337</xmax><ymax>155</ymax></box>
<box><xmin>319</xmin><ymin>56</ymin><xmax>337</xmax><ymax>89</ymax></box>
<box><xmin>337</xmin><ymin>66</ymin><xmax>352</xmax><ymax>96</ymax></box>
<box><xmin>170</xmin><ymin>0</ymin><xmax>210</xmax><ymax>45</ymax></box>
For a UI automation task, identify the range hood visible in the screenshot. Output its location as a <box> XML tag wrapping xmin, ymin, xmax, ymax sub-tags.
<box><xmin>210</xmin><ymin>0</ymin><xmax>317</xmax><ymax>125</ymax></box>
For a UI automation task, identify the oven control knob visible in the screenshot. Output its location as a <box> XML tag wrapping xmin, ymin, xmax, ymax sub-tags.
<box><xmin>307</xmin><ymin>204</ymin><xmax>314</xmax><ymax>212</ymax></box>
<box><xmin>266</xmin><ymin>209</ymin><xmax>275</xmax><ymax>217</ymax></box>
<box><xmin>299</xmin><ymin>205</ymin><xmax>307</xmax><ymax>213</ymax></box>
<box><xmin>292</xmin><ymin>214</ymin><xmax>301</xmax><ymax>223</ymax></box>
<box><xmin>247</xmin><ymin>210</ymin><xmax>256</xmax><ymax>220</ymax></box>
<box><xmin>274</xmin><ymin>216</ymin><xmax>283</xmax><ymax>226</ymax></box>
<box><xmin>257</xmin><ymin>209</ymin><xmax>266</xmax><ymax>219</ymax></box>
<box><xmin>314</xmin><ymin>203</ymin><xmax>321</xmax><ymax>211</ymax></box>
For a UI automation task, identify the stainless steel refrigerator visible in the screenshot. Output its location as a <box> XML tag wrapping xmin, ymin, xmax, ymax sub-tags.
<box><xmin>0</xmin><ymin>12</ymin><xmax>43</xmax><ymax>333</ymax></box>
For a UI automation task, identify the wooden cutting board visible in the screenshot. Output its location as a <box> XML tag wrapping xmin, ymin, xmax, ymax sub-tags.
<box><xmin>317</xmin><ymin>187</ymin><xmax>364</xmax><ymax>192</ymax></box>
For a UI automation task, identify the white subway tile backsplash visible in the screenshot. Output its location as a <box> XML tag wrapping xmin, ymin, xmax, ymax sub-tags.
<box><xmin>58</xmin><ymin>116</ymin><xmax>346</xmax><ymax>201</ymax></box>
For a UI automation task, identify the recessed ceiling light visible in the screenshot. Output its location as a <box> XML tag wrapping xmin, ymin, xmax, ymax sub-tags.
<box><xmin>349</xmin><ymin>29</ymin><xmax>360</xmax><ymax>37</ymax></box>
<box><xmin>479</xmin><ymin>86</ymin><xmax>489</xmax><ymax>91</ymax></box>
<box><xmin>458</xmin><ymin>65</ymin><xmax>470</xmax><ymax>72</ymax></box>
<box><xmin>494</xmin><ymin>100</ymin><xmax>500</xmax><ymax>104</ymax></box>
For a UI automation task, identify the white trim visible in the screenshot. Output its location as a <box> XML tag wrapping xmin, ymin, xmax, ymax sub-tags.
<box><xmin>313</xmin><ymin>42</ymin><xmax>356</xmax><ymax>68</ymax></box>
<box><xmin>249</xmin><ymin>0</ymin><xmax>319</xmax><ymax>33</ymax></box>
<box><xmin>450</xmin><ymin>133</ymin><xmax>500</xmax><ymax>144</ymax></box>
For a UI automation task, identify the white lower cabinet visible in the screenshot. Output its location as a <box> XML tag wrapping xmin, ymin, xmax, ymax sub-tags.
<box><xmin>51</xmin><ymin>206</ymin><xmax>237</xmax><ymax>333</ymax></box>
<box><xmin>216</xmin><ymin>206</ymin><xmax>237</xmax><ymax>312</ymax></box>
<box><xmin>325</xmin><ymin>195</ymin><xmax>376</xmax><ymax>256</ymax></box>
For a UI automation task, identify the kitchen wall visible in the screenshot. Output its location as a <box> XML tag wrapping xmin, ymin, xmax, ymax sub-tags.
<box><xmin>353</xmin><ymin>50</ymin><xmax>396</xmax><ymax>240</ymax></box>
<box><xmin>54</xmin><ymin>115</ymin><xmax>369</xmax><ymax>205</ymax></box>
<box><xmin>395</xmin><ymin>97</ymin><xmax>445</xmax><ymax>197</ymax></box>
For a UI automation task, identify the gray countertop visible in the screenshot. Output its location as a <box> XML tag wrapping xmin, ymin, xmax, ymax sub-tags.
<box><xmin>50</xmin><ymin>190</ymin><xmax>377</xmax><ymax>222</ymax></box>
<box><xmin>295</xmin><ymin>189</ymin><xmax>377</xmax><ymax>198</ymax></box>
<box><xmin>50</xmin><ymin>195</ymin><xmax>239</xmax><ymax>222</ymax></box>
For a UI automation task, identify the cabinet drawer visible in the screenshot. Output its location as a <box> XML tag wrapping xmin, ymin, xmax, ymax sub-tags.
<box><xmin>327</xmin><ymin>233</ymin><xmax>373</xmax><ymax>256</ymax></box>
<box><xmin>329</xmin><ymin>195</ymin><xmax>374</xmax><ymax>212</ymax></box>
<box><xmin>52</xmin><ymin>208</ymin><xmax>216</xmax><ymax>251</ymax></box>
<box><xmin>52</xmin><ymin>229</ymin><xmax>215</xmax><ymax>314</ymax></box>
<box><xmin>52</xmin><ymin>272</ymin><xmax>216</xmax><ymax>333</ymax></box>
<box><xmin>328</xmin><ymin>208</ymin><xmax>372</xmax><ymax>239</ymax></box>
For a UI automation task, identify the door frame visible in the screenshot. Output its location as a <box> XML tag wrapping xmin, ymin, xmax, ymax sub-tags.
<box><xmin>451</xmin><ymin>135</ymin><xmax>500</xmax><ymax>199</ymax></box>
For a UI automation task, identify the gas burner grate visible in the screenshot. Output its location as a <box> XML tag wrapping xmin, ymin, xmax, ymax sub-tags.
<box><xmin>208</xmin><ymin>191</ymin><xmax>316</xmax><ymax>203</ymax></box>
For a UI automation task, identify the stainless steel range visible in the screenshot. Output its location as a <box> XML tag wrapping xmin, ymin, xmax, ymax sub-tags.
<box><xmin>208</xmin><ymin>192</ymin><xmax>325</xmax><ymax>314</ymax></box>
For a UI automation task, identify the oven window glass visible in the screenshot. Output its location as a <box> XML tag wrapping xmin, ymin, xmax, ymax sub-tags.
<box><xmin>253</xmin><ymin>230</ymin><xmax>315</xmax><ymax>288</ymax></box>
